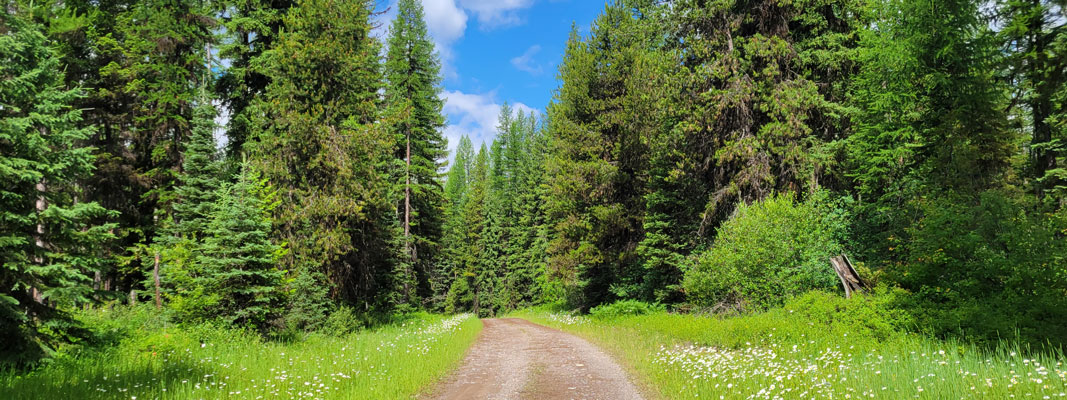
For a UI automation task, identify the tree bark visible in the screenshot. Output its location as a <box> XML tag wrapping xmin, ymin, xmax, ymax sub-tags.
<box><xmin>829</xmin><ymin>255</ymin><xmax>865</xmax><ymax>298</ymax></box>
<box><xmin>31</xmin><ymin>181</ymin><xmax>47</xmax><ymax>304</ymax></box>
<box><xmin>154</xmin><ymin>250</ymin><xmax>162</xmax><ymax>309</ymax></box>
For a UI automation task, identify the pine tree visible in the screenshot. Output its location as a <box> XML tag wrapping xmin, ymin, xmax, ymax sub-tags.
<box><xmin>217</xmin><ymin>0</ymin><xmax>293</xmax><ymax>158</ymax></box>
<box><xmin>170</xmin><ymin>96</ymin><xmax>223</xmax><ymax>240</ymax></box>
<box><xmin>0</xmin><ymin>10</ymin><xmax>115</xmax><ymax>366</ymax></box>
<box><xmin>384</xmin><ymin>0</ymin><xmax>449</xmax><ymax>308</ymax></box>
<box><xmin>249</xmin><ymin>0</ymin><xmax>395</xmax><ymax>322</ymax></box>
<box><xmin>198</xmin><ymin>163</ymin><xmax>286</xmax><ymax>332</ymax></box>
<box><xmin>435</xmin><ymin>135</ymin><xmax>474</xmax><ymax>307</ymax></box>
<box><xmin>446</xmin><ymin>145</ymin><xmax>489</xmax><ymax>314</ymax></box>
<box><xmin>158</xmin><ymin>93</ymin><xmax>223</xmax><ymax>319</ymax></box>
<box><xmin>998</xmin><ymin>0</ymin><xmax>1067</xmax><ymax>204</ymax></box>
<box><xmin>545</xmin><ymin>7</ymin><xmax>650</xmax><ymax>310</ymax></box>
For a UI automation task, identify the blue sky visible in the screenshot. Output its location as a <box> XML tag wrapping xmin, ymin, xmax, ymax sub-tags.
<box><xmin>376</xmin><ymin>0</ymin><xmax>607</xmax><ymax>157</ymax></box>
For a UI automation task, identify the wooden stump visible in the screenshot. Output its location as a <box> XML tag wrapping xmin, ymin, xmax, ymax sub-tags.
<box><xmin>830</xmin><ymin>254</ymin><xmax>866</xmax><ymax>298</ymax></box>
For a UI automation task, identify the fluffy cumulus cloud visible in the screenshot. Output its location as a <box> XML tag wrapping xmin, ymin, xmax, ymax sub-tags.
<box><xmin>376</xmin><ymin>0</ymin><xmax>536</xmax><ymax>79</ymax></box>
<box><xmin>457</xmin><ymin>0</ymin><xmax>536</xmax><ymax>28</ymax></box>
<box><xmin>441</xmin><ymin>90</ymin><xmax>537</xmax><ymax>157</ymax></box>
<box><xmin>510</xmin><ymin>44</ymin><xmax>542</xmax><ymax>75</ymax></box>
<box><xmin>423</xmin><ymin>0</ymin><xmax>468</xmax><ymax>43</ymax></box>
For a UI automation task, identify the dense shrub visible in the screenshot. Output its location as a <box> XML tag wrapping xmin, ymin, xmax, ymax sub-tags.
<box><xmin>782</xmin><ymin>288</ymin><xmax>914</xmax><ymax>342</ymax></box>
<box><xmin>589</xmin><ymin>300</ymin><xmax>664</xmax><ymax>319</ymax></box>
<box><xmin>682</xmin><ymin>192</ymin><xmax>851</xmax><ymax>311</ymax></box>
<box><xmin>890</xmin><ymin>191</ymin><xmax>1067</xmax><ymax>347</ymax></box>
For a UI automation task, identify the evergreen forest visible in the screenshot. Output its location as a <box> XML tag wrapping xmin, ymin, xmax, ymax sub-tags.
<box><xmin>2</xmin><ymin>1</ymin><xmax>1067</xmax><ymax>396</ymax></box>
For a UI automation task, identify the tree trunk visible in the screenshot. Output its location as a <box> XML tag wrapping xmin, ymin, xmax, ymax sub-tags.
<box><xmin>153</xmin><ymin>250</ymin><xmax>162</xmax><ymax>309</ymax></box>
<box><xmin>403</xmin><ymin>128</ymin><xmax>413</xmax><ymax>302</ymax></box>
<box><xmin>31</xmin><ymin>181</ymin><xmax>47</xmax><ymax>304</ymax></box>
<box><xmin>829</xmin><ymin>254</ymin><xmax>866</xmax><ymax>298</ymax></box>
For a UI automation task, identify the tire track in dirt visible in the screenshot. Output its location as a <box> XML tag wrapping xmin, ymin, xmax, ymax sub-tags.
<box><xmin>425</xmin><ymin>318</ymin><xmax>644</xmax><ymax>400</ymax></box>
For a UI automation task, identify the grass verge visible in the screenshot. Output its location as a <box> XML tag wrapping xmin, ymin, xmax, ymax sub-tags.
<box><xmin>0</xmin><ymin>308</ymin><xmax>480</xmax><ymax>399</ymax></box>
<box><xmin>514</xmin><ymin>292</ymin><xmax>1067</xmax><ymax>399</ymax></box>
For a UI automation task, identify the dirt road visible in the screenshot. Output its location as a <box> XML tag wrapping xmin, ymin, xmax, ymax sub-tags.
<box><xmin>426</xmin><ymin>318</ymin><xmax>645</xmax><ymax>400</ymax></box>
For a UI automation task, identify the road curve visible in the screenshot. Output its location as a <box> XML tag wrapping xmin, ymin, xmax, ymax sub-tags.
<box><xmin>425</xmin><ymin>318</ymin><xmax>644</xmax><ymax>400</ymax></box>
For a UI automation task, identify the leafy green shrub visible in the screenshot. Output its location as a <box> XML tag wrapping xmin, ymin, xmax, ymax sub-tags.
<box><xmin>589</xmin><ymin>300</ymin><xmax>665</xmax><ymax>319</ymax></box>
<box><xmin>782</xmin><ymin>288</ymin><xmax>913</xmax><ymax>342</ymax></box>
<box><xmin>321</xmin><ymin>306</ymin><xmax>364</xmax><ymax>336</ymax></box>
<box><xmin>890</xmin><ymin>191</ymin><xmax>1067</xmax><ymax>347</ymax></box>
<box><xmin>683</xmin><ymin>191</ymin><xmax>851</xmax><ymax>311</ymax></box>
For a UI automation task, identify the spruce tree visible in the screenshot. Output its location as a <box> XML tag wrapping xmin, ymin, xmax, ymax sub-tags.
<box><xmin>435</xmin><ymin>135</ymin><xmax>474</xmax><ymax>307</ymax></box>
<box><xmin>158</xmin><ymin>94</ymin><xmax>223</xmax><ymax>319</ymax></box>
<box><xmin>0</xmin><ymin>11</ymin><xmax>115</xmax><ymax>365</ymax></box>
<box><xmin>545</xmin><ymin>8</ymin><xmax>649</xmax><ymax>310</ymax></box>
<box><xmin>171</xmin><ymin>97</ymin><xmax>223</xmax><ymax>240</ymax></box>
<box><xmin>446</xmin><ymin>145</ymin><xmax>489</xmax><ymax>314</ymax></box>
<box><xmin>998</xmin><ymin>0</ymin><xmax>1067</xmax><ymax>203</ymax></box>
<box><xmin>198</xmin><ymin>163</ymin><xmax>286</xmax><ymax>332</ymax></box>
<box><xmin>249</xmin><ymin>0</ymin><xmax>395</xmax><ymax>322</ymax></box>
<box><xmin>384</xmin><ymin>0</ymin><xmax>449</xmax><ymax>308</ymax></box>
<box><xmin>217</xmin><ymin>0</ymin><xmax>293</xmax><ymax>158</ymax></box>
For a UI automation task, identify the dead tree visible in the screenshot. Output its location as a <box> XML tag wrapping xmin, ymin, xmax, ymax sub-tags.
<box><xmin>830</xmin><ymin>254</ymin><xmax>866</xmax><ymax>298</ymax></box>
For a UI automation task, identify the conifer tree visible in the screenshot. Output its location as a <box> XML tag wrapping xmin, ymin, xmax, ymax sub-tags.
<box><xmin>198</xmin><ymin>163</ymin><xmax>286</xmax><ymax>332</ymax></box>
<box><xmin>32</xmin><ymin>0</ymin><xmax>147</xmax><ymax>297</ymax></box>
<box><xmin>249</xmin><ymin>0</ymin><xmax>395</xmax><ymax>323</ymax></box>
<box><xmin>0</xmin><ymin>11</ymin><xmax>115</xmax><ymax>365</ymax></box>
<box><xmin>217</xmin><ymin>0</ymin><xmax>293</xmax><ymax>158</ymax></box>
<box><xmin>435</xmin><ymin>135</ymin><xmax>474</xmax><ymax>306</ymax></box>
<box><xmin>384</xmin><ymin>0</ymin><xmax>449</xmax><ymax>308</ymax></box>
<box><xmin>545</xmin><ymin>8</ymin><xmax>649</xmax><ymax>310</ymax></box>
<box><xmin>847</xmin><ymin>0</ymin><xmax>1015</xmax><ymax>270</ymax></box>
<box><xmin>113</xmin><ymin>0</ymin><xmax>215</xmax><ymax>223</ymax></box>
<box><xmin>170</xmin><ymin>97</ymin><xmax>223</xmax><ymax>240</ymax></box>
<box><xmin>446</xmin><ymin>145</ymin><xmax>489</xmax><ymax>314</ymax></box>
<box><xmin>998</xmin><ymin>0</ymin><xmax>1067</xmax><ymax>203</ymax></box>
<box><xmin>158</xmin><ymin>94</ymin><xmax>223</xmax><ymax>319</ymax></box>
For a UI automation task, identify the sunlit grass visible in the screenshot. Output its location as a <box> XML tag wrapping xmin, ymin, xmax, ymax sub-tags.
<box><xmin>0</xmin><ymin>312</ymin><xmax>480</xmax><ymax>399</ymax></box>
<box><xmin>516</xmin><ymin>304</ymin><xmax>1067</xmax><ymax>399</ymax></box>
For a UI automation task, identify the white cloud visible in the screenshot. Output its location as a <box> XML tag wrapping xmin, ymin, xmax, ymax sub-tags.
<box><xmin>376</xmin><ymin>0</ymin><xmax>538</xmax><ymax>80</ymax></box>
<box><xmin>458</xmin><ymin>0</ymin><xmax>536</xmax><ymax>28</ymax></box>
<box><xmin>510</xmin><ymin>44</ymin><xmax>542</xmax><ymax>75</ymax></box>
<box><xmin>423</xmin><ymin>0</ymin><xmax>468</xmax><ymax>44</ymax></box>
<box><xmin>441</xmin><ymin>90</ymin><xmax>537</xmax><ymax>158</ymax></box>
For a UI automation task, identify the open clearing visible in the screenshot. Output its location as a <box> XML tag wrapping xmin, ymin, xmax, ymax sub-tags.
<box><xmin>426</xmin><ymin>318</ymin><xmax>644</xmax><ymax>400</ymax></box>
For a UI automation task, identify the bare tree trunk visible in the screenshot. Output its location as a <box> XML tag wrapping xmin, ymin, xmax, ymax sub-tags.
<box><xmin>473</xmin><ymin>280</ymin><xmax>480</xmax><ymax>316</ymax></box>
<box><xmin>404</xmin><ymin>130</ymin><xmax>412</xmax><ymax>251</ymax></box>
<box><xmin>153</xmin><ymin>250</ymin><xmax>162</xmax><ymax>309</ymax></box>
<box><xmin>403</xmin><ymin>129</ymin><xmax>413</xmax><ymax>302</ymax></box>
<box><xmin>31</xmin><ymin>181</ymin><xmax>47</xmax><ymax>304</ymax></box>
<box><xmin>830</xmin><ymin>255</ymin><xmax>866</xmax><ymax>298</ymax></box>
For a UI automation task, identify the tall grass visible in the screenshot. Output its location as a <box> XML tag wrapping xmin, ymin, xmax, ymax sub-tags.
<box><xmin>0</xmin><ymin>308</ymin><xmax>480</xmax><ymax>399</ymax></box>
<box><xmin>517</xmin><ymin>293</ymin><xmax>1067</xmax><ymax>399</ymax></box>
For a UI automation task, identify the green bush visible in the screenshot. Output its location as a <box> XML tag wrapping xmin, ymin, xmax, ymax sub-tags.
<box><xmin>683</xmin><ymin>191</ymin><xmax>851</xmax><ymax>311</ymax></box>
<box><xmin>890</xmin><ymin>191</ymin><xmax>1067</xmax><ymax>347</ymax></box>
<box><xmin>589</xmin><ymin>300</ymin><xmax>664</xmax><ymax>319</ymax></box>
<box><xmin>781</xmin><ymin>288</ymin><xmax>913</xmax><ymax>342</ymax></box>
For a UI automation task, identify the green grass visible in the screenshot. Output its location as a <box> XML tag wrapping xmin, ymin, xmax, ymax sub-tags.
<box><xmin>515</xmin><ymin>293</ymin><xmax>1067</xmax><ymax>400</ymax></box>
<box><xmin>0</xmin><ymin>308</ymin><xmax>480</xmax><ymax>399</ymax></box>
